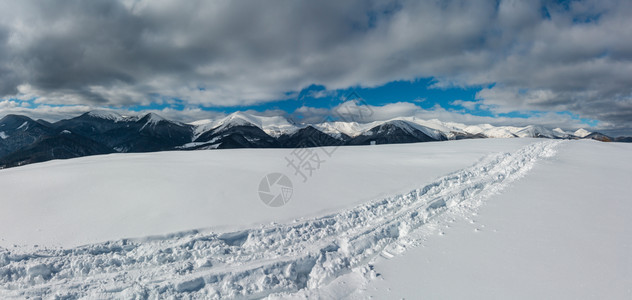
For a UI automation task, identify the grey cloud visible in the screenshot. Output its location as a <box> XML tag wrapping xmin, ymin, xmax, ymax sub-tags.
<box><xmin>0</xmin><ymin>0</ymin><xmax>631</xmax><ymax>132</ymax></box>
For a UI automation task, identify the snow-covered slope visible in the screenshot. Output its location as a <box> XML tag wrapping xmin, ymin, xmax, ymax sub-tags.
<box><xmin>0</xmin><ymin>139</ymin><xmax>551</xmax><ymax>298</ymax></box>
<box><xmin>312</xmin><ymin>121</ymin><xmax>369</xmax><ymax>138</ymax></box>
<box><xmin>574</xmin><ymin>128</ymin><xmax>592</xmax><ymax>138</ymax></box>
<box><xmin>1</xmin><ymin>139</ymin><xmax>629</xmax><ymax>299</ymax></box>
<box><xmin>331</xmin><ymin>140</ymin><xmax>632</xmax><ymax>300</ymax></box>
<box><xmin>139</xmin><ymin>112</ymin><xmax>170</xmax><ymax>130</ymax></box>
<box><xmin>85</xmin><ymin>110</ymin><xmax>140</xmax><ymax>122</ymax></box>
<box><xmin>0</xmin><ymin>139</ymin><xmax>535</xmax><ymax>248</ymax></box>
<box><xmin>86</xmin><ymin>110</ymin><xmax>124</xmax><ymax>121</ymax></box>
<box><xmin>313</xmin><ymin>117</ymin><xmax>449</xmax><ymax>140</ymax></box>
<box><xmin>191</xmin><ymin>112</ymin><xmax>299</xmax><ymax>140</ymax></box>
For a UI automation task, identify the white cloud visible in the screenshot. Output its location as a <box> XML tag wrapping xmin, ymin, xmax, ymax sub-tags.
<box><xmin>450</xmin><ymin>100</ymin><xmax>479</xmax><ymax>110</ymax></box>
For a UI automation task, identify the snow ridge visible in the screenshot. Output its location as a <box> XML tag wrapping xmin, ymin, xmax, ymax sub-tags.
<box><xmin>0</xmin><ymin>141</ymin><xmax>561</xmax><ymax>299</ymax></box>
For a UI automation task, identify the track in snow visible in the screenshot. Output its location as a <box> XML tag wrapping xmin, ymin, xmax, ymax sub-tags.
<box><xmin>0</xmin><ymin>141</ymin><xmax>561</xmax><ymax>299</ymax></box>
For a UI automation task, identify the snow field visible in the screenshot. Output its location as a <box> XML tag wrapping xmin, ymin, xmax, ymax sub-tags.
<box><xmin>0</xmin><ymin>140</ymin><xmax>561</xmax><ymax>299</ymax></box>
<box><xmin>0</xmin><ymin>138</ymin><xmax>535</xmax><ymax>248</ymax></box>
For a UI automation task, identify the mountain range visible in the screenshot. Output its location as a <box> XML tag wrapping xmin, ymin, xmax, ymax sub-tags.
<box><xmin>0</xmin><ymin>110</ymin><xmax>629</xmax><ymax>169</ymax></box>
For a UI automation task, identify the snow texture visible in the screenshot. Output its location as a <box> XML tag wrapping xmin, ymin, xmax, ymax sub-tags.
<box><xmin>0</xmin><ymin>141</ymin><xmax>561</xmax><ymax>299</ymax></box>
<box><xmin>341</xmin><ymin>140</ymin><xmax>632</xmax><ymax>300</ymax></box>
<box><xmin>0</xmin><ymin>139</ymin><xmax>535</xmax><ymax>248</ymax></box>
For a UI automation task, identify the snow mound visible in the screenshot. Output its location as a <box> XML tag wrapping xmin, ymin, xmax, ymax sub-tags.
<box><xmin>0</xmin><ymin>141</ymin><xmax>561</xmax><ymax>299</ymax></box>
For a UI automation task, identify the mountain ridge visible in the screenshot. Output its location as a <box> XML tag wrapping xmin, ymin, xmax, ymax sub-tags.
<box><xmin>0</xmin><ymin>111</ymin><xmax>628</xmax><ymax>169</ymax></box>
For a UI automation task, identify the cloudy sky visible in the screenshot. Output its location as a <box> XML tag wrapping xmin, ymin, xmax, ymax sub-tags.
<box><xmin>0</xmin><ymin>0</ymin><xmax>631</xmax><ymax>135</ymax></box>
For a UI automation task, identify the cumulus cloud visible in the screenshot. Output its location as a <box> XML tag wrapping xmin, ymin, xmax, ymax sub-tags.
<box><xmin>0</xmin><ymin>0</ymin><xmax>631</xmax><ymax>132</ymax></box>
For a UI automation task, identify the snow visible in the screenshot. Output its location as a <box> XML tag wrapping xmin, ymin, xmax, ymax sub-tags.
<box><xmin>313</xmin><ymin>121</ymin><xmax>368</xmax><ymax>138</ymax></box>
<box><xmin>574</xmin><ymin>128</ymin><xmax>592</xmax><ymax>138</ymax></box>
<box><xmin>553</xmin><ymin>127</ymin><xmax>567</xmax><ymax>135</ymax></box>
<box><xmin>87</xmin><ymin>110</ymin><xmax>124</xmax><ymax>121</ymax></box>
<box><xmin>387</xmin><ymin>119</ymin><xmax>443</xmax><ymax>140</ymax></box>
<box><xmin>145</xmin><ymin>112</ymin><xmax>166</xmax><ymax>123</ymax></box>
<box><xmin>1</xmin><ymin>139</ymin><xmax>629</xmax><ymax>299</ymax></box>
<box><xmin>190</xmin><ymin>112</ymin><xmax>591</xmax><ymax>141</ymax></box>
<box><xmin>176</xmin><ymin>141</ymin><xmax>215</xmax><ymax>149</ymax></box>
<box><xmin>16</xmin><ymin>121</ymin><xmax>28</xmax><ymax>130</ymax></box>
<box><xmin>192</xmin><ymin>112</ymin><xmax>299</xmax><ymax>140</ymax></box>
<box><xmin>409</xmin><ymin>118</ymin><xmax>465</xmax><ymax>134</ymax></box>
<box><xmin>514</xmin><ymin>125</ymin><xmax>552</xmax><ymax>138</ymax></box>
<box><xmin>325</xmin><ymin>140</ymin><xmax>632</xmax><ymax>299</ymax></box>
<box><xmin>188</xmin><ymin>119</ymin><xmax>213</xmax><ymax>126</ymax></box>
<box><xmin>313</xmin><ymin>118</ymin><xmax>442</xmax><ymax>140</ymax></box>
<box><xmin>139</xmin><ymin>112</ymin><xmax>168</xmax><ymax>130</ymax></box>
<box><xmin>0</xmin><ymin>139</ymin><xmax>535</xmax><ymax>249</ymax></box>
<box><xmin>0</xmin><ymin>132</ymin><xmax>7</xmax><ymax>139</ymax></box>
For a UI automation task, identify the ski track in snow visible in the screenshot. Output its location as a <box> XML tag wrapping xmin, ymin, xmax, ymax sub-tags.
<box><xmin>0</xmin><ymin>140</ymin><xmax>562</xmax><ymax>299</ymax></box>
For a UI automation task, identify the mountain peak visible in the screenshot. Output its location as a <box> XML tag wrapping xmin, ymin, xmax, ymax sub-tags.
<box><xmin>86</xmin><ymin>110</ymin><xmax>123</xmax><ymax>121</ymax></box>
<box><xmin>139</xmin><ymin>112</ymin><xmax>168</xmax><ymax>130</ymax></box>
<box><xmin>574</xmin><ymin>128</ymin><xmax>591</xmax><ymax>138</ymax></box>
<box><xmin>217</xmin><ymin>112</ymin><xmax>257</xmax><ymax>129</ymax></box>
<box><xmin>553</xmin><ymin>128</ymin><xmax>566</xmax><ymax>134</ymax></box>
<box><xmin>143</xmin><ymin>112</ymin><xmax>166</xmax><ymax>121</ymax></box>
<box><xmin>0</xmin><ymin>114</ymin><xmax>37</xmax><ymax>131</ymax></box>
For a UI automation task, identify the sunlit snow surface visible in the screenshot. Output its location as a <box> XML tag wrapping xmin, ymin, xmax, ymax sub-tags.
<box><xmin>0</xmin><ymin>139</ymin><xmax>630</xmax><ymax>299</ymax></box>
<box><xmin>0</xmin><ymin>139</ymin><xmax>535</xmax><ymax>248</ymax></box>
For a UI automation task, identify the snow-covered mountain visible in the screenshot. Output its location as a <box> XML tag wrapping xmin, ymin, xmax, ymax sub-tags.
<box><xmin>0</xmin><ymin>110</ymin><xmax>623</xmax><ymax>169</ymax></box>
<box><xmin>186</xmin><ymin>112</ymin><xmax>597</xmax><ymax>147</ymax></box>
<box><xmin>0</xmin><ymin>112</ymin><xmax>193</xmax><ymax>168</ymax></box>
<box><xmin>0</xmin><ymin>115</ymin><xmax>54</xmax><ymax>158</ymax></box>
<box><xmin>574</xmin><ymin>128</ymin><xmax>592</xmax><ymax>138</ymax></box>
<box><xmin>191</xmin><ymin>112</ymin><xmax>298</xmax><ymax>139</ymax></box>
